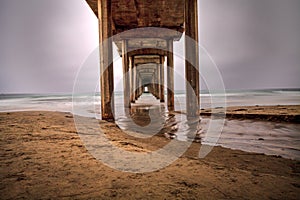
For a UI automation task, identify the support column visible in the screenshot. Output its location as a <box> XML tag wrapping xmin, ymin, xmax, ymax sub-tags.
<box><xmin>135</xmin><ymin>67</ymin><xmax>139</xmax><ymax>100</ymax></box>
<box><xmin>153</xmin><ymin>69</ymin><xmax>159</xmax><ymax>99</ymax></box>
<box><xmin>122</xmin><ymin>40</ymin><xmax>131</xmax><ymax>108</ymax></box>
<box><xmin>156</xmin><ymin>64</ymin><xmax>160</xmax><ymax>99</ymax></box>
<box><xmin>151</xmin><ymin>76</ymin><xmax>154</xmax><ymax>97</ymax></box>
<box><xmin>167</xmin><ymin>40</ymin><xmax>174</xmax><ymax>111</ymax></box>
<box><xmin>159</xmin><ymin>56</ymin><xmax>165</xmax><ymax>102</ymax></box>
<box><xmin>139</xmin><ymin>77</ymin><xmax>143</xmax><ymax>97</ymax></box>
<box><xmin>98</xmin><ymin>0</ymin><xmax>114</xmax><ymax>121</ymax></box>
<box><xmin>131</xmin><ymin>56</ymin><xmax>136</xmax><ymax>103</ymax></box>
<box><xmin>156</xmin><ymin>65</ymin><xmax>160</xmax><ymax>99</ymax></box>
<box><xmin>185</xmin><ymin>0</ymin><xmax>200</xmax><ymax>117</ymax></box>
<box><xmin>137</xmin><ymin>74</ymin><xmax>140</xmax><ymax>98</ymax></box>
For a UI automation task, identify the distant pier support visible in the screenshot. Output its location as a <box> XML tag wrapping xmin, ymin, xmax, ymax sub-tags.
<box><xmin>155</xmin><ymin>65</ymin><xmax>160</xmax><ymax>99</ymax></box>
<box><xmin>135</xmin><ymin>64</ymin><xmax>139</xmax><ymax>100</ymax></box>
<box><xmin>130</xmin><ymin>57</ymin><xmax>136</xmax><ymax>103</ymax></box>
<box><xmin>138</xmin><ymin>76</ymin><xmax>143</xmax><ymax>98</ymax></box>
<box><xmin>167</xmin><ymin>40</ymin><xmax>174</xmax><ymax>111</ymax></box>
<box><xmin>159</xmin><ymin>56</ymin><xmax>165</xmax><ymax>102</ymax></box>
<box><xmin>98</xmin><ymin>0</ymin><xmax>114</xmax><ymax>121</ymax></box>
<box><xmin>185</xmin><ymin>0</ymin><xmax>200</xmax><ymax>117</ymax></box>
<box><xmin>152</xmin><ymin>75</ymin><xmax>156</xmax><ymax>98</ymax></box>
<box><xmin>156</xmin><ymin>64</ymin><xmax>160</xmax><ymax>99</ymax></box>
<box><xmin>122</xmin><ymin>40</ymin><xmax>131</xmax><ymax>108</ymax></box>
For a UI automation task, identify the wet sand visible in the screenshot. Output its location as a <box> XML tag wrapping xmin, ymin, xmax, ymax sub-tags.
<box><xmin>0</xmin><ymin>110</ymin><xmax>300</xmax><ymax>199</ymax></box>
<box><xmin>201</xmin><ymin>105</ymin><xmax>300</xmax><ymax>123</ymax></box>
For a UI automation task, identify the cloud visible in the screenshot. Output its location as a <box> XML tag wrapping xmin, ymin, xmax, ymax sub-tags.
<box><xmin>0</xmin><ymin>0</ymin><xmax>98</xmax><ymax>93</ymax></box>
<box><xmin>200</xmin><ymin>0</ymin><xmax>300</xmax><ymax>89</ymax></box>
<box><xmin>0</xmin><ymin>0</ymin><xmax>299</xmax><ymax>93</ymax></box>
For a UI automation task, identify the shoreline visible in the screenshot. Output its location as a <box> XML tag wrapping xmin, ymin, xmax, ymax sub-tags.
<box><xmin>201</xmin><ymin>105</ymin><xmax>300</xmax><ymax>123</ymax></box>
<box><xmin>0</xmin><ymin>110</ymin><xmax>299</xmax><ymax>199</ymax></box>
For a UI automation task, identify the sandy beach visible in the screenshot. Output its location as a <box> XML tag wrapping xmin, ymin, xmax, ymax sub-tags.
<box><xmin>201</xmin><ymin>105</ymin><xmax>300</xmax><ymax>123</ymax></box>
<box><xmin>1</xmin><ymin>0</ymin><xmax>299</xmax><ymax>198</ymax></box>
<box><xmin>0</xmin><ymin>107</ymin><xmax>299</xmax><ymax>199</ymax></box>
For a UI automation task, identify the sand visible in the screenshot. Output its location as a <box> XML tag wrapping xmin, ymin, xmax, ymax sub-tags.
<box><xmin>201</xmin><ymin>105</ymin><xmax>300</xmax><ymax>123</ymax></box>
<box><xmin>0</xmin><ymin>109</ymin><xmax>300</xmax><ymax>199</ymax></box>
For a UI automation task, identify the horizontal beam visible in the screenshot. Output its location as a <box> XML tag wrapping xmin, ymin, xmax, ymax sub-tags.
<box><xmin>113</xmin><ymin>27</ymin><xmax>182</xmax><ymax>41</ymax></box>
<box><xmin>127</xmin><ymin>48</ymin><xmax>168</xmax><ymax>57</ymax></box>
<box><xmin>134</xmin><ymin>57</ymin><xmax>161</xmax><ymax>65</ymax></box>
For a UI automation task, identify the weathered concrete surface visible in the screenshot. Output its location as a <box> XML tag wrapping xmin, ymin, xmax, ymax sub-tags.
<box><xmin>86</xmin><ymin>0</ymin><xmax>184</xmax><ymax>34</ymax></box>
<box><xmin>98</xmin><ymin>0</ymin><xmax>115</xmax><ymax>120</ymax></box>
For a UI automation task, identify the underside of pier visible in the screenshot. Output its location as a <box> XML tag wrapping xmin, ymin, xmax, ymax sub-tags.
<box><xmin>86</xmin><ymin>0</ymin><xmax>200</xmax><ymax>121</ymax></box>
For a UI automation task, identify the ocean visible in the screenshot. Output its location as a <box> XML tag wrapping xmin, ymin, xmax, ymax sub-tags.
<box><xmin>0</xmin><ymin>88</ymin><xmax>299</xmax><ymax>160</ymax></box>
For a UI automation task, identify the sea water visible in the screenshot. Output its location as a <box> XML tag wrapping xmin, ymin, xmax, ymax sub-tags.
<box><xmin>0</xmin><ymin>89</ymin><xmax>299</xmax><ymax>160</ymax></box>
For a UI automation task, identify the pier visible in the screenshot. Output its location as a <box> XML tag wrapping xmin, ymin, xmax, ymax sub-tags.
<box><xmin>86</xmin><ymin>0</ymin><xmax>200</xmax><ymax>121</ymax></box>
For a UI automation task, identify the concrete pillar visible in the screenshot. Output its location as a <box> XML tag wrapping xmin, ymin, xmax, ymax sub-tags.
<box><xmin>130</xmin><ymin>56</ymin><xmax>136</xmax><ymax>103</ymax></box>
<box><xmin>136</xmin><ymin>71</ymin><xmax>141</xmax><ymax>99</ymax></box>
<box><xmin>156</xmin><ymin>64</ymin><xmax>160</xmax><ymax>99</ymax></box>
<box><xmin>155</xmin><ymin>65</ymin><xmax>160</xmax><ymax>99</ymax></box>
<box><xmin>185</xmin><ymin>0</ymin><xmax>200</xmax><ymax>117</ymax></box>
<box><xmin>135</xmin><ymin>66</ymin><xmax>138</xmax><ymax>100</ymax></box>
<box><xmin>98</xmin><ymin>0</ymin><xmax>114</xmax><ymax>121</ymax></box>
<box><xmin>167</xmin><ymin>40</ymin><xmax>174</xmax><ymax>111</ymax></box>
<box><xmin>153</xmin><ymin>73</ymin><xmax>158</xmax><ymax>99</ymax></box>
<box><xmin>139</xmin><ymin>77</ymin><xmax>143</xmax><ymax>98</ymax></box>
<box><xmin>136</xmin><ymin>66</ymin><xmax>142</xmax><ymax>99</ymax></box>
<box><xmin>159</xmin><ymin>56</ymin><xmax>165</xmax><ymax>102</ymax></box>
<box><xmin>151</xmin><ymin>76</ymin><xmax>154</xmax><ymax>97</ymax></box>
<box><xmin>122</xmin><ymin>40</ymin><xmax>131</xmax><ymax>108</ymax></box>
<box><xmin>152</xmin><ymin>71</ymin><xmax>157</xmax><ymax>98</ymax></box>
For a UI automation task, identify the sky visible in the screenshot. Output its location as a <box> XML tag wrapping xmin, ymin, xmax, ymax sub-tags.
<box><xmin>0</xmin><ymin>0</ymin><xmax>299</xmax><ymax>93</ymax></box>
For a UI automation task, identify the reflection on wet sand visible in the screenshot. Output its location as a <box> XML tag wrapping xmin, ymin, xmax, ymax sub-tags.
<box><xmin>116</xmin><ymin>102</ymin><xmax>202</xmax><ymax>142</ymax></box>
<box><xmin>115</xmin><ymin>97</ymin><xmax>300</xmax><ymax>160</ymax></box>
<box><xmin>129</xmin><ymin>105</ymin><xmax>161</xmax><ymax>127</ymax></box>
